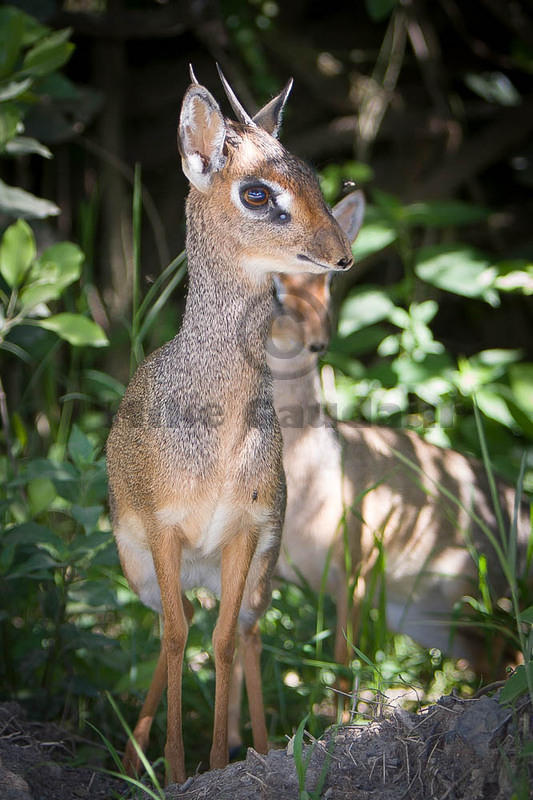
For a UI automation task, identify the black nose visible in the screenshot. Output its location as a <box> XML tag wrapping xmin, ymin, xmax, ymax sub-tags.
<box><xmin>336</xmin><ymin>255</ymin><xmax>353</xmax><ymax>269</ymax></box>
<box><xmin>309</xmin><ymin>341</ymin><xmax>327</xmax><ymax>354</ymax></box>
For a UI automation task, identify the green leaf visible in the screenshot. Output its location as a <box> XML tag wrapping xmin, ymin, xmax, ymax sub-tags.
<box><xmin>37</xmin><ymin>72</ymin><xmax>81</xmax><ymax>101</ymax></box>
<box><xmin>22</xmin><ymin>28</ymin><xmax>74</xmax><ymax>77</ymax></box>
<box><xmin>0</xmin><ymin>179</ymin><xmax>59</xmax><ymax>219</ymax></box>
<box><xmin>494</xmin><ymin>260</ymin><xmax>533</xmax><ymax>295</ymax></box>
<box><xmin>509</xmin><ymin>364</ymin><xmax>533</xmax><ymax>414</ymax></box>
<box><xmin>0</xmin><ymin>77</ymin><xmax>32</xmax><ymax>102</ymax></box>
<box><xmin>365</xmin><ymin>0</ymin><xmax>399</xmax><ymax>22</ymax></box>
<box><xmin>68</xmin><ymin>424</ymin><xmax>94</xmax><ymax>466</ymax></box>
<box><xmin>5</xmin><ymin>136</ymin><xmax>52</xmax><ymax>158</ymax></box>
<box><xmin>475</xmin><ymin>388</ymin><xmax>516</xmax><ymax>429</ymax></box>
<box><xmin>9</xmin><ymin>551</ymin><xmax>58</xmax><ymax>578</ymax></box>
<box><xmin>331</xmin><ymin>324</ymin><xmax>389</xmax><ymax>357</ymax></box>
<box><xmin>4</xmin><ymin>521</ymin><xmax>63</xmax><ymax>551</ymax></box>
<box><xmin>402</xmin><ymin>201</ymin><xmax>490</xmax><ymax>228</ymax></box>
<box><xmin>500</xmin><ymin>662</ymin><xmax>533</xmax><ymax>704</ymax></box>
<box><xmin>352</xmin><ymin>222</ymin><xmax>397</xmax><ymax>261</ymax></box>
<box><xmin>465</xmin><ymin>72</ymin><xmax>520</xmax><ymax>106</ymax></box>
<box><xmin>410</xmin><ymin>300</ymin><xmax>439</xmax><ymax>324</ymax></box>
<box><xmin>70</xmin><ymin>504</ymin><xmax>103</xmax><ymax>534</ymax></box>
<box><xmin>27</xmin><ymin>477</ymin><xmax>56</xmax><ymax>515</ymax></box>
<box><xmin>0</xmin><ymin>219</ymin><xmax>35</xmax><ymax>287</ymax></box>
<box><xmin>0</xmin><ymin>103</ymin><xmax>22</xmax><ymax>149</ymax></box>
<box><xmin>83</xmin><ymin>368</ymin><xmax>125</xmax><ymax>401</ymax></box>
<box><xmin>519</xmin><ymin>607</ymin><xmax>533</xmax><ymax>625</ymax></box>
<box><xmin>338</xmin><ymin>287</ymin><xmax>395</xmax><ymax>336</ymax></box>
<box><xmin>415</xmin><ymin>244</ymin><xmax>497</xmax><ymax>303</ymax></box>
<box><xmin>18</xmin><ymin>283</ymin><xmax>58</xmax><ymax>311</ymax></box>
<box><xmin>32</xmin><ymin>241</ymin><xmax>84</xmax><ymax>289</ymax></box>
<box><xmin>37</xmin><ymin>313</ymin><xmax>109</xmax><ymax>347</ymax></box>
<box><xmin>0</xmin><ymin>8</ymin><xmax>24</xmax><ymax>79</ymax></box>
<box><xmin>475</xmin><ymin>349</ymin><xmax>523</xmax><ymax>367</ymax></box>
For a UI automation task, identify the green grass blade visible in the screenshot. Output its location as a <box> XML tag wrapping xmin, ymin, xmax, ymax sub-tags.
<box><xmin>130</xmin><ymin>162</ymin><xmax>143</xmax><ymax>374</ymax></box>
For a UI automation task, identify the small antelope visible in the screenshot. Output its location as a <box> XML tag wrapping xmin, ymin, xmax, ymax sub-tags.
<box><xmin>228</xmin><ymin>190</ymin><xmax>532</xmax><ymax>750</ymax></box>
<box><xmin>106</xmin><ymin>67</ymin><xmax>353</xmax><ymax>783</ymax></box>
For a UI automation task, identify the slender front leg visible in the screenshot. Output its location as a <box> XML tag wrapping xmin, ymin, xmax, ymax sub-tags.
<box><xmin>210</xmin><ymin>530</ymin><xmax>257</xmax><ymax>771</ymax></box>
<box><xmin>124</xmin><ymin>595</ymin><xmax>194</xmax><ymax>776</ymax></box>
<box><xmin>152</xmin><ymin>532</ymin><xmax>188</xmax><ymax>785</ymax></box>
<box><xmin>241</xmin><ymin>622</ymin><xmax>268</xmax><ymax>753</ymax></box>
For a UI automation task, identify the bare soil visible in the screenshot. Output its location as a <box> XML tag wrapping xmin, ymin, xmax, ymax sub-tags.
<box><xmin>1</xmin><ymin>692</ymin><xmax>531</xmax><ymax>800</ymax></box>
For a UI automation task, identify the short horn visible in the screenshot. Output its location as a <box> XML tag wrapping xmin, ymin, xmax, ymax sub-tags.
<box><xmin>216</xmin><ymin>63</ymin><xmax>256</xmax><ymax>126</ymax></box>
<box><xmin>189</xmin><ymin>63</ymin><xmax>200</xmax><ymax>85</ymax></box>
<box><xmin>253</xmin><ymin>78</ymin><xmax>293</xmax><ymax>137</ymax></box>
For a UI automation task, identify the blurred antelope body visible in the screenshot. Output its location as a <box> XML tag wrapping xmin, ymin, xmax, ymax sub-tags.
<box><xmin>106</xmin><ymin>68</ymin><xmax>353</xmax><ymax>782</ymax></box>
<box><xmin>270</xmin><ymin>254</ymin><xmax>530</xmax><ymax>670</ymax></box>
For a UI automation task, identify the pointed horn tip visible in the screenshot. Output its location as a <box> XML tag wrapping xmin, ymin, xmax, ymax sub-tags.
<box><xmin>215</xmin><ymin>63</ymin><xmax>256</xmax><ymax>127</ymax></box>
<box><xmin>189</xmin><ymin>64</ymin><xmax>200</xmax><ymax>85</ymax></box>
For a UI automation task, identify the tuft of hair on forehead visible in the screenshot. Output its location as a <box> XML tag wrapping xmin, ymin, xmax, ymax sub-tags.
<box><xmin>223</xmin><ymin>121</ymin><xmax>324</xmax><ymax>202</ymax></box>
<box><xmin>223</xmin><ymin>119</ymin><xmax>286</xmax><ymax>170</ymax></box>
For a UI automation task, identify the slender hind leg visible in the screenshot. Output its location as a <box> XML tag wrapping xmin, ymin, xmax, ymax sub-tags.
<box><xmin>241</xmin><ymin>622</ymin><xmax>268</xmax><ymax>753</ymax></box>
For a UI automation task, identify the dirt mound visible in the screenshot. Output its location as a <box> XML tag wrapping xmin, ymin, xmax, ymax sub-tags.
<box><xmin>1</xmin><ymin>691</ymin><xmax>531</xmax><ymax>799</ymax></box>
<box><xmin>166</xmin><ymin>692</ymin><xmax>532</xmax><ymax>800</ymax></box>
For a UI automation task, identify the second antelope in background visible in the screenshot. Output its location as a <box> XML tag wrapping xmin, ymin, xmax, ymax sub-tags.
<box><xmin>271</xmin><ymin>191</ymin><xmax>530</xmax><ymax>672</ymax></box>
<box><xmin>106</xmin><ymin>67</ymin><xmax>353</xmax><ymax>783</ymax></box>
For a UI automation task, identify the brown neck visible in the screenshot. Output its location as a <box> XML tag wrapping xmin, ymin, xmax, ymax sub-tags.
<box><xmin>176</xmin><ymin>195</ymin><xmax>274</xmax><ymax>399</ymax></box>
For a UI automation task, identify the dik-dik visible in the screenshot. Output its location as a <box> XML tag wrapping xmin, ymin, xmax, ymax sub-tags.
<box><xmin>106</xmin><ymin>67</ymin><xmax>353</xmax><ymax>783</ymax></box>
<box><xmin>269</xmin><ymin>193</ymin><xmax>530</xmax><ymax>676</ymax></box>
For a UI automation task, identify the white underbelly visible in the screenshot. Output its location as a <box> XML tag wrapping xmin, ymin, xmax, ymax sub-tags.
<box><xmin>114</xmin><ymin>501</ymin><xmax>275</xmax><ymax>614</ymax></box>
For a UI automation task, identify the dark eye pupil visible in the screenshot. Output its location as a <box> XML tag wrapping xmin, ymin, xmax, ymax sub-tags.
<box><xmin>243</xmin><ymin>186</ymin><xmax>269</xmax><ymax>207</ymax></box>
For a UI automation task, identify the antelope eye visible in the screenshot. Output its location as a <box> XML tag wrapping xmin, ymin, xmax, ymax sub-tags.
<box><xmin>242</xmin><ymin>185</ymin><xmax>269</xmax><ymax>208</ymax></box>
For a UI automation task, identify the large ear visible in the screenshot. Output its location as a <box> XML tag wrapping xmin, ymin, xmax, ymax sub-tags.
<box><xmin>178</xmin><ymin>83</ymin><xmax>227</xmax><ymax>193</ymax></box>
<box><xmin>253</xmin><ymin>78</ymin><xmax>293</xmax><ymax>137</ymax></box>
<box><xmin>332</xmin><ymin>190</ymin><xmax>365</xmax><ymax>245</ymax></box>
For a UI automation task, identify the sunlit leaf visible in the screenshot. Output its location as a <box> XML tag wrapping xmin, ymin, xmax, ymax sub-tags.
<box><xmin>37</xmin><ymin>313</ymin><xmax>108</xmax><ymax>347</ymax></box>
<box><xmin>31</xmin><ymin>241</ymin><xmax>84</xmax><ymax>289</ymax></box>
<box><xmin>475</xmin><ymin>388</ymin><xmax>516</xmax><ymax>429</ymax></box>
<box><xmin>415</xmin><ymin>244</ymin><xmax>497</xmax><ymax>303</ymax></box>
<box><xmin>0</xmin><ymin>77</ymin><xmax>32</xmax><ymax>102</ymax></box>
<box><xmin>352</xmin><ymin>223</ymin><xmax>397</xmax><ymax>260</ymax></box>
<box><xmin>0</xmin><ymin>178</ymin><xmax>59</xmax><ymax>219</ymax></box>
<box><xmin>465</xmin><ymin>71</ymin><xmax>521</xmax><ymax>106</ymax></box>
<box><xmin>338</xmin><ymin>287</ymin><xmax>395</xmax><ymax>335</ymax></box>
<box><xmin>5</xmin><ymin>136</ymin><xmax>52</xmax><ymax>158</ymax></box>
<box><xmin>0</xmin><ymin>219</ymin><xmax>35</xmax><ymax>287</ymax></box>
<box><xmin>509</xmin><ymin>363</ymin><xmax>533</xmax><ymax>414</ymax></box>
